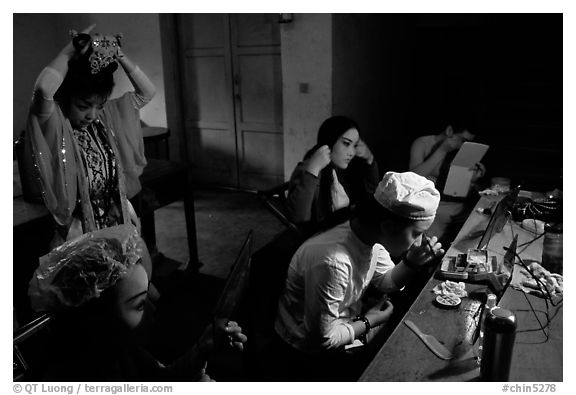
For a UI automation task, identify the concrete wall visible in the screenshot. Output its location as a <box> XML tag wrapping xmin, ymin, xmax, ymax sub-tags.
<box><xmin>280</xmin><ymin>14</ymin><xmax>333</xmax><ymax>181</ymax></box>
<box><xmin>13</xmin><ymin>13</ymin><xmax>166</xmax><ymax>141</ymax></box>
<box><xmin>332</xmin><ymin>14</ymin><xmax>389</xmax><ymax>172</ymax></box>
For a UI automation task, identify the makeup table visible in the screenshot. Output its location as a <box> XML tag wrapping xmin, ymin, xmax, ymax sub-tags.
<box><xmin>359</xmin><ymin>195</ymin><xmax>563</xmax><ymax>382</ymax></box>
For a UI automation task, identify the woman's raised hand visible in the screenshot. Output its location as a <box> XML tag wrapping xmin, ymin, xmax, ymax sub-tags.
<box><xmin>116</xmin><ymin>46</ymin><xmax>125</xmax><ymax>59</ymax></box>
<box><xmin>62</xmin><ymin>24</ymin><xmax>96</xmax><ymax>58</ymax></box>
<box><xmin>71</xmin><ymin>24</ymin><xmax>97</xmax><ymax>37</ymax></box>
<box><xmin>304</xmin><ymin>145</ymin><xmax>332</xmax><ymax>177</ymax></box>
<box><xmin>355</xmin><ymin>139</ymin><xmax>374</xmax><ymax>164</ymax></box>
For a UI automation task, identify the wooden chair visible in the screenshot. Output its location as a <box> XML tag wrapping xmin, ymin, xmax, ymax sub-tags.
<box><xmin>13</xmin><ymin>314</ymin><xmax>53</xmax><ymax>381</ymax></box>
<box><xmin>243</xmin><ymin>227</ymin><xmax>308</xmax><ymax>379</ymax></box>
<box><xmin>257</xmin><ymin>182</ymin><xmax>302</xmax><ymax>236</ymax></box>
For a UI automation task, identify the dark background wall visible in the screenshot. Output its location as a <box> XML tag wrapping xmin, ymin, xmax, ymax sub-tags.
<box><xmin>333</xmin><ymin>14</ymin><xmax>562</xmax><ymax>192</ymax></box>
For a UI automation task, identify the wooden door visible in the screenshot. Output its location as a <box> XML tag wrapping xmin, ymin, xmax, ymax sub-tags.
<box><xmin>176</xmin><ymin>14</ymin><xmax>283</xmax><ymax>190</ymax></box>
<box><xmin>177</xmin><ymin>14</ymin><xmax>238</xmax><ymax>186</ymax></box>
<box><xmin>230</xmin><ymin>14</ymin><xmax>284</xmax><ymax>190</ymax></box>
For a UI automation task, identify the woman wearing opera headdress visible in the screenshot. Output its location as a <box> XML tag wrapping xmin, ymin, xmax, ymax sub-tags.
<box><xmin>20</xmin><ymin>25</ymin><xmax>156</xmax><ymax>247</ymax></box>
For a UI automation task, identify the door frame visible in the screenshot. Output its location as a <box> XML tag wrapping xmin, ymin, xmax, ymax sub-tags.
<box><xmin>159</xmin><ymin>14</ymin><xmax>189</xmax><ymax>164</ymax></box>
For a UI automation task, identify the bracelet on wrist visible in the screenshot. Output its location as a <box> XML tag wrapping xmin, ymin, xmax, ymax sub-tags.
<box><xmin>353</xmin><ymin>315</ymin><xmax>372</xmax><ymax>345</ymax></box>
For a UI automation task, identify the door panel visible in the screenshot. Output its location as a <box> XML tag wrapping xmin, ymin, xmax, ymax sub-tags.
<box><xmin>176</xmin><ymin>14</ymin><xmax>283</xmax><ymax>189</ymax></box>
<box><xmin>186</xmin><ymin>126</ymin><xmax>237</xmax><ymax>171</ymax></box>
<box><xmin>235</xmin><ymin>14</ymin><xmax>281</xmax><ymax>47</ymax></box>
<box><xmin>184</xmin><ymin>56</ymin><xmax>230</xmax><ymax>123</ymax></box>
<box><xmin>231</xmin><ymin>14</ymin><xmax>283</xmax><ymax>190</ymax></box>
<box><xmin>241</xmin><ymin>130</ymin><xmax>283</xmax><ymax>174</ymax></box>
<box><xmin>180</xmin><ymin>14</ymin><xmax>226</xmax><ymax>48</ymax></box>
<box><xmin>177</xmin><ymin>14</ymin><xmax>238</xmax><ymax>186</ymax></box>
<box><xmin>238</xmin><ymin>54</ymin><xmax>283</xmax><ymax>125</ymax></box>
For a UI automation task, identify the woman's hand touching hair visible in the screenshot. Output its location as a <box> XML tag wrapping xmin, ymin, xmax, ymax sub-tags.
<box><xmin>355</xmin><ymin>139</ymin><xmax>374</xmax><ymax>164</ymax></box>
<box><xmin>304</xmin><ymin>145</ymin><xmax>332</xmax><ymax>177</ymax></box>
<box><xmin>64</xmin><ymin>24</ymin><xmax>96</xmax><ymax>59</ymax></box>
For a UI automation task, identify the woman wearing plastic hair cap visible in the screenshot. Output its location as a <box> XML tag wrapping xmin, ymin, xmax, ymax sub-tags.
<box><xmin>27</xmin><ymin>225</ymin><xmax>247</xmax><ymax>381</ymax></box>
<box><xmin>373</xmin><ymin>171</ymin><xmax>441</xmax><ymax>221</ymax></box>
<box><xmin>28</xmin><ymin>224</ymin><xmax>151</xmax><ymax>313</ymax></box>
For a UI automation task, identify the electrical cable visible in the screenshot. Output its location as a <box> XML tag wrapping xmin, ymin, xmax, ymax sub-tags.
<box><xmin>517</xmin><ymin>290</ymin><xmax>549</xmax><ymax>341</ymax></box>
<box><xmin>499</xmin><ymin>221</ymin><xmax>563</xmax><ymax>343</ymax></box>
<box><xmin>508</xmin><ymin>216</ymin><xmax>544</xmax><ymax>254</ymax></box>
<box><xmin>501</xmin><ymin>241</ymin><xmax>563</xmax><ymax>345</ymax></box>
<box><xmin>518</xmin><ymin>233</ymin><xmax>545</xmax><ymax>254</ymax></box>
<box><xmin>514</xmin><ymin>300</ymin><xmax>563</xmax><ymax>334</ymax></box>
<box><xmin>483</xmin><ymin>202</ymin><xmax>561</xmax><ymax>344</ymax></box>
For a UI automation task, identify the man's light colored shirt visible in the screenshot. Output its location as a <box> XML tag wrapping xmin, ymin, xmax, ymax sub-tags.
<box><xmin>274</xmin><ymin>221</ymin><xmax>401</xmax><ymax>353</ymax></box>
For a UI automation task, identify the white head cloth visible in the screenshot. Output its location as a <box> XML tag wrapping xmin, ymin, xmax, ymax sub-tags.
<box><xmin>373</xmin><ymin>171</ymin><xmax>440</xmax><ymax>220</ymax></box>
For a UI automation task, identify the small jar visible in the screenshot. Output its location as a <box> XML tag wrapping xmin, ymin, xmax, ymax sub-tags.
<box><xmin>542</xmin><ymin>223</ymin><xmax>563</xmax><ymax>275</ymax></box>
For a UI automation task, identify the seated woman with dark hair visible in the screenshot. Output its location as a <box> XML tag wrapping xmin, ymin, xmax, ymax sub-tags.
<box><xmin>28</xmin><ymin>225</ymin><xmax>247</xmax><ymax>381</ymax></box>
<box><xmin>286</xmin><ymin>116</ymin><xmax>379</xmax><ymax>235</ymax></box>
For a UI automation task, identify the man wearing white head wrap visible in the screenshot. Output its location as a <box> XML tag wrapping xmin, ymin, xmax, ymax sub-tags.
<box><xmin>272</xmin><ymin>171</ymin><xmax>445</xmax><ymax>380</ymax></box>
<box><xmin>373</xmin><ymin>171</ymin><xmax>440</xmax><ymax>220</ymax></box>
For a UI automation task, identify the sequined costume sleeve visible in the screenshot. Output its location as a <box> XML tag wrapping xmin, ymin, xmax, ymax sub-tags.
<box><xmin>23</xmin><ymin>66</ymin><xmax>79</xmax><ymax>226</ymax></box>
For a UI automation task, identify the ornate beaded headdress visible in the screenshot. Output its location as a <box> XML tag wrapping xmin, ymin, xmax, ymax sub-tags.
<box><xmin>72</xmin><ymin>31</ymin><xmax>123</xmax><ymax>75</ymax></box>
